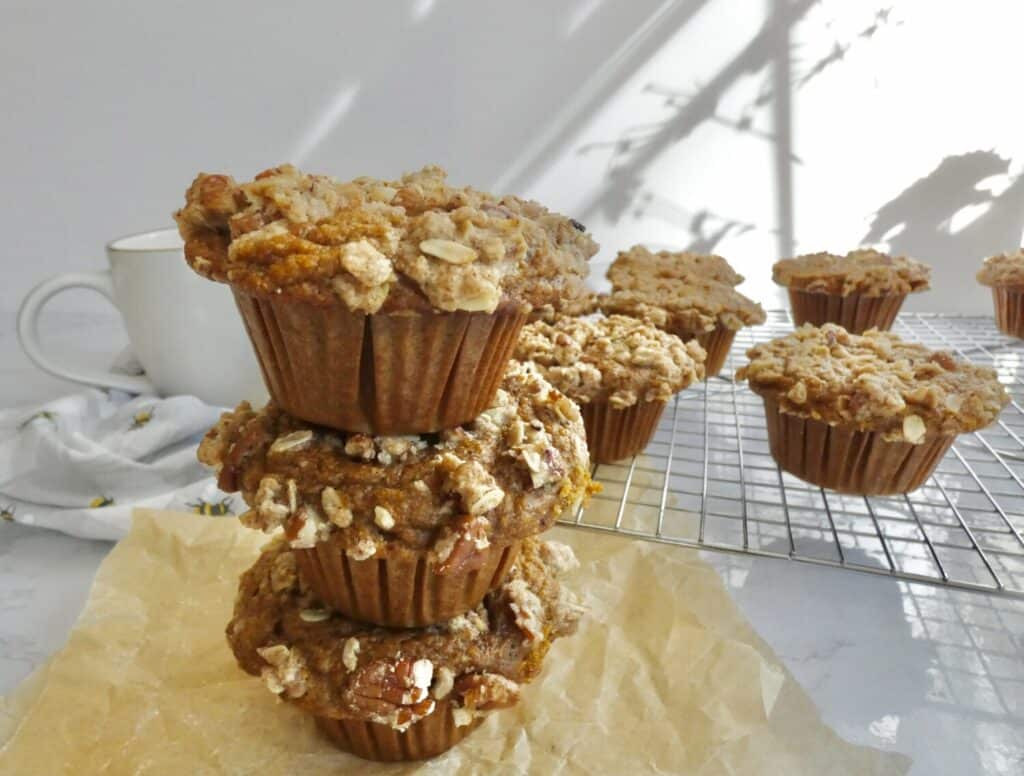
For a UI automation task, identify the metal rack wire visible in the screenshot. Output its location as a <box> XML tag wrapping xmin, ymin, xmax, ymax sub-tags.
<box><xmin>562</xmin><ymin>312</ymin><xmax>1024</xmax><ymax>599</ymax></box>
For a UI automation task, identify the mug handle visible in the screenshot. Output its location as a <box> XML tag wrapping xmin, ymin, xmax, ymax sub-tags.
<box><xmin>17</xmin><ymin>271</ymin><xmax>156</xmax><ymax>394</ymax></box>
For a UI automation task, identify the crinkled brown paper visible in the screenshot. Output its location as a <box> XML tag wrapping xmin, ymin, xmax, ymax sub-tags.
<box><xmin>0</xmin><ymin>510</ymin><xmax>909</xmax><ymax>774</ymax></box>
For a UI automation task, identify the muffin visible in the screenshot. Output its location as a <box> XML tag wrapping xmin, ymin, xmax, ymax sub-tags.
<box><xmin>515</xmin><ymin>315</ymin><xmax>706</xmax><ymax>463</ymax></box>
<box><xmin>174</xmin><ymin>164</ymin><xmax>597</xmax><ymax>434</ymax></box>
<box><xmin>977</xmin><ymin>250</ymin><xmax>1024</xmax><ymax>337</ymax></box>
<box><xmin>600</xmin><ymin>279</ymin><xmax>766</xmax><ymax>378</ymax></box>
<box><xmin>607</xmin><ymin>245</ymin><xmax>744</xmax><ymax>288</ymax></box>
<box><xmin>227</xmin><ymin>535</ymin><xmax>582</xmax><ymax>761</ymax></box>
<box><xmin>772</xmin><ymin>249</ymin><xmax>930</xmax><ymax>333</ymax></box>
<box><xmin>737</xmin><ymin>324</ymin><xmax>1009</xmax><ymax>494</ymax></box>
<box><xmin>198</xmin><ymin>361</ymin><xmax>592</xmax><ymax>627</ymax></box>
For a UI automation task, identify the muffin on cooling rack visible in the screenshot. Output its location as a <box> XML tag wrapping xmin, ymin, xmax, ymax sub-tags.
<box><xmin>227</xmin><ymin>535</ymin><xmax>582</xmax><ymax>762</ymax></box>
<box><xmin>600</xmin><ymin>278</ymin><xmax>765</xmax><ymax>378</ymax></box>
<box><xmin>515</xmin><ymin>315</ymin><xmax>706</xmax><ymax>463</ymax></box>
<box><xmin>737</xmin><ymin>323</ymin><xmax>1009</xmax><ymax>494</ymax></box>
<box><xmin>175</xmin><ymin>164</ymin><xmax>597</xmax><ymax>434</ymax></box>
<box><xmin>607</xmin><ymin>245</ymin><xmax>745</xmax><ymax>289</ymax></box>
<box><xmin>198</xmin><ymin>361</ymin><xmax>592</xmax><ymax>628</ymax></box>
<box><xmin>772</xmin><ymin>248</ymin><xmax>930</xmax><ymax>333</ymax></box>
<box><xmin>977</xmin><ymin>249</ymin><xmax>1024</xmax><ymax>338</ymax></box>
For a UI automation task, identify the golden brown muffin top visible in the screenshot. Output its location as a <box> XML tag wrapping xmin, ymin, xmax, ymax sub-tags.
<box><xmin>607</xmin><ymin>245</ymin><xmax>744</xmax><ymax>288</ymax></box>
<box><xmin>227</xmin><ymin>536</ymin><xmax>582</xmax><ymax>730</ymax></box>
<box><xmin>772</xmin><ymin>249</ymin><xmax>931</xmax><ymax>296</ymax></box>
<box><xmin>737</xmin><ymin>324</ymin><xmax>1009</xmax><ymax>441</ymax></box>
<box><xmin>198</xmin><ymin>362</ymin><xmax>592</xmax><ymax>560</ymax></box>
<box><xmin>515</xmin><ymin>315</ymin><xmax>706</xmax><ymax>408</ymax></box>
<box><xmin>174</xmin><ymin>164</ymin><xmax>598</xmax><ymax>315</ymax></box>
<box><xmin>977</xmin><ymin>249</ymin><xmax>1024</xmax><ymax>288</ymax></box>
<box><xmin>599</xmin><ymin>278</ymin><xmax>766</xmax><ymax>334</ymax></box>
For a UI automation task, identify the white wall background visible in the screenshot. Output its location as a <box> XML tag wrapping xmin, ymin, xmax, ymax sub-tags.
<box><xmin>4</xmin><ymin>0</ymin><xmax>1024</xmax><ymax>350</ymax></box>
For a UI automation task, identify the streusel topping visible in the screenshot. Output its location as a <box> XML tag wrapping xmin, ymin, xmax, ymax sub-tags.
<box><xmin>608</xmin><ymin>245</ymin><xmax>744</xmax><ymax>289</ymax></box>
<box><xmin>227</xmin><ymin>536</ymin><xmax>582</xmax><ymax>730</ymax></box>
<box><xmin>515</xmin><ymin>315</ymin><xmax>706</xmax><ymax>408</ymax></box>
<box><xmin>773</xmin><ymin>249</ymin><xmax>931</xmax><ymax>296</ymax></box>
<box><xmin>737</xmin><ymin>324</ymin><xmax>1009</xmax><ymax>441</ymax></box>
<box><xmin>599</xmin><ymin>279</ymin><xmax>766</xmax><ymax>334</ymax></box>
<box><xmin>198</xmin><ymin>361</ymin><xmax>592</xmax><ymax>559</ymax></box>
<box><xmin>175</xmin><ymin>164</ymin><xmax>597</xmax><ymax>315</ymax></box>
<box><xmin>977</xmin><ymin>250</ymin><xmax>1024</xmax><ymax>288</ymax></box>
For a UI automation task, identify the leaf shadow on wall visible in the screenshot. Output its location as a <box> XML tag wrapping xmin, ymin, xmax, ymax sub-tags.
<box><xmin>862</xmin><ymin>151</ymin><xmax>1024</xmax><ymax>312</ymax></box>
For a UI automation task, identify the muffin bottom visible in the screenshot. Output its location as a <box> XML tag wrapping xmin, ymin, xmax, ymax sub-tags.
<box><xmin>294</xmin><ymin>537</ymin><xmax>521</xmax><ymax>628</ymax></box>
<box><xmin>668</xmin><ymin>326</ymin><xmax>735</xmax><ymax>378</ymax></box>
<box><xmin>992</xmin><ymin>287</ymin><xmax>1024</xmax><ymax>338</ymax></box>
<box><xmin>787</xmin><ymin>288</ymin><xmax>906</xmax><ymax>334</ymax></box>
<box><xmin>580</xmin><ymin>399</ymin><xmax>666</xmax><ymax>464</ymax></box>
<box><xmin>233</xmin><ymin>289</ymin><xmax>528</xmax><ymax>434</ymax></box>
<box><xmin>762</xmin><ymin>397</ymin><xmax>953</xmax><ymax>494</ymax></box>
<box><xmin>316</xmin><ymin>701</ymin><xmax>482</xmax><ymax>762</ymax></box>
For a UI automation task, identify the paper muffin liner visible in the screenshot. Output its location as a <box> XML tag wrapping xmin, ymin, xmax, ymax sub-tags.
<box><xmin>233</xmin><ymin>289</ymin><xmax>528</xmax><ymax>434</ymax></box>
<box><xmin>787</xmin><ymin>289</ymin><xmax>906</xmax><ymax>334</ymax></box>
<box><xmin>580</xmin><ymin>399</ymin><xmax>666</xmax><ymax>464</ymax></box>
<box><xmin>666</xmin><ymin>325</ymin><xmax>735</xmax><ymax>378</ymax></box>
<box><xmin>761</xmin><ymin>397</ymin><xmax>953</xmax><ymax>494</ymax></box>
<box><xmin>294</xmin><ymin>537</ymin><xmax>522</xmax><ymax>628</ymax></box>
<box><xmin>991</xmin><ymin>287</ymin><xmax>1024</xmax><ymax>338</ymax></box>
<box><xmin>315</xmin><ymin>701</ymin><xmax>482</xmax><ymax>762</ymax></box>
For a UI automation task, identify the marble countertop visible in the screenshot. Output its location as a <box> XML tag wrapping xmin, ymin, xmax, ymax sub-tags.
<box><xmin>1</xmin><ymin>309</ymin><xmax>1022</xmax><ymax>775</ymax></box>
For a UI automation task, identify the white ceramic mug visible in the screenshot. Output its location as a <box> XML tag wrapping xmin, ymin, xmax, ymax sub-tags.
<box><xmin>17</xmin><ymin>227</ymin><xmax>266</xmax><ymax>407</ymax></box>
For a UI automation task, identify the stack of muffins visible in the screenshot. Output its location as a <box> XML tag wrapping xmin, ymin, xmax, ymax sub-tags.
<box><xmin>175</xmin><ymin>164</ymin><xmax>598</xmax><ymax>761</ymax></box>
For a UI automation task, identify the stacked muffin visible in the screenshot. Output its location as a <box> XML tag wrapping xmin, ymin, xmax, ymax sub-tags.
<box><xmin>176</xmin><ymin>164</ymin><xmax>597</xmax><ymax>761</ymax></box>
<box><xmin>599</xmin><ymin>245</ymin><xmax>766</xmax><ymax>377</ymax></box>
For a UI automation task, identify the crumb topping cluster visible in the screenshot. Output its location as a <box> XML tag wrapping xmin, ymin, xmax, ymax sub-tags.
<box><xmin>600</xmin><ymin>279</ymin><xmax>766</xmax><ymax>334</ymax></box>
<box><xmin>226</xmin><ymin>536</ymin><xmax>583</xmax><ymax>730</ymax></box>
<box><xmin>175</xmin><ymin>164</ymin><xmax>597</xmax><ymax>315</ymax></box>
<box><xmin>773</xmin><ymin>249</ymin><xmax>931</xmax><ymax>296</ymax></box>
<box><xmin>737</xmin><ymin>324</ymin><xmax>1009</xmax><ymax>441</ymax></box>
<box><xmin>607</xmin><ymin>245</ymin><xmax>744</xmax><ymax>288</ymax></box>
<box><xmin>977</xmin><ymin>250</ymin><xmax>1024</xmax><ymax>288</ymax></box>
<box><xmin>197</xmin><ymin>362</ymin><xmax>592</xmax><ymax>559</ymax></box>
<box><xmin>515</xmin><ymin>315</ymin><xmax>706</xmax><ymax>408</ymax></box>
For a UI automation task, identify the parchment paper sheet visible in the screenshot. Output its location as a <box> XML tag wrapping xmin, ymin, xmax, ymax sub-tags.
<box><xmin>0</xmin><ymin>510</ymin><xmax>909</xmax><ymax>775</ymax></box>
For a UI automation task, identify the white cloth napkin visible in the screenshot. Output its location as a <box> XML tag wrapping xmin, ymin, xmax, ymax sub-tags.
<box><xmin>0</xmin><ymin>390</ymin><xmax>240</xmax><ymax>541</ymax></box>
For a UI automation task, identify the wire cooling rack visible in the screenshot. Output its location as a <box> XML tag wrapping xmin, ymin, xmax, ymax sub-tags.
<box><xmin>562</xmin><ymin>312</ymin><xmax>1024</xmax><ymax>599</ymax></box>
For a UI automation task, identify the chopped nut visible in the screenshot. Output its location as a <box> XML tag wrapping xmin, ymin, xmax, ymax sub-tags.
<box><xmin>344</xmin><ymin>434</ymin><xmax>376</xmax><ymax>460</ymax></box>
<box><xmin>269</xmin><ymin>429</ymin><xmax>313</xmax><ymax>454</ymax></box>
<box><xmin>286</xmin><ymin>479</ymin><xmax>298</xmax><ymax>514</ymax></box>
<box><xmin>257</xmin><ymin>644</ymin><xmax>308</xmax><ymax>698</ymax></box>
<box><xmin>431</xmin><ymin>666</ymin><xmax>455</xmax><ymax>700</ymax></box>
<box><xmin>340</xmin><ymin>239</ymin><xmax>392</xmax><ymax>286</ymax></box>
<box><xmin>374</xmin><ymin>506</ymin><xmax>395</xmax><ymax>531</ymax></box>
<box><xmin>902</xmin><ymin>414</ymin><xmax>927</xmax><ymax>444</ymax></box>
<box><xmin>347</xmin><ymin>537</ymin><xmax>377</xmax><ymax>561</ymax></box>
<box><xmin>321</xmin><ymin>486</ymin><xmax>353</xmax><ymax>528</ymax></box>
<box><xmin>411</xmin><ymin>659</ymin><xmax>434</xmax><ymax>691</ymax></box>
<box><xmin>299</xmin><ymin>608</ymin><xmax>331</xmax><ymax>623</ymax></box>
<box><xmin>505</xmin><ymin>578</ymin><xmax>545</xmax><ymax>643</ymax></box>
<box><xmin>342</xmin><ymin>638</ymin><xmax>360</xmax><ymax>671</ymax></box>
<box><xmin>469</xmin><ymin>487</ymin><xmax>505</xmax><ymax>515</ymax></box>
<box><xmin>419</xmin><ymin>238</ymin><xmax>478</xmax><ymax>264</ymax></box>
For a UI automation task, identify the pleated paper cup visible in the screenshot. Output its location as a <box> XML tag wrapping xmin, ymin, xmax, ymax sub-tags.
<box><xmin>315</xmin><ymin>701</ymin><xmax>482</xmax><ymax>762</ymax></box>
<box><xmin>667</xmin><ymin>325</ymin><xmax>735</xmax><ymax>378</ymax></box>
<box><xmin>233</xmin><ymin>289</ymin><xmax>528</xmax><ymax>435</ymax></box>
<box><xmin>991</xmin><ymin>287</ymin><xmax>1024</xmax><ymax>338</ymax></box>
<box><xmin>787</xmin><ymin>288</ymin><xmax>906</xmax><ymax>334</ymax></box>
<box><xmin>294</xmin><ymin>536</ymin><xmax>521</xmax><ymax>628</ymax></box>
<box><xmin>580</xmin><ymin>399</ymin><xmax>666</xmax><ymax>464</ymax></box>
<box><xmin>761</xmin><ymin>396</ymin><xmax>953</xmax><ymax>495</ymax></box>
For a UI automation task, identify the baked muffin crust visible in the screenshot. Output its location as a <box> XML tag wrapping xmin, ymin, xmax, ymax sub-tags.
<box><xmin>198</xmin><ymin>362</ymin><xmax>592</xmax><ymax>562</ymax></box>
<box><xmin>515</xmin><ymin>315</ymin><xmax>706</xmax><ymax>408</ymax></box>
<box><xmin>599</xmin><ymin>279</ymin><xmax>766</xmax><ymax>334</ymax></box>
<box><xmin>227</xmin><ymin>536</ymin><xmax>582</xmax><ymax>730</ymax></box>
<box><xmin>773</xmin><ymin>249</ymin><xmax>931</xmax><ymax>296</ymax></box>
<box><xmin>737</xmin><ymin>324</ymin><xmax>1009</xmax><ymax>442</ymax></box>
<box><xmin>977</xmin><ymin>250</ymin><xmax>1024</xmax><ymax>288</ymax></box>
<box><xmin>608</xmin><ymin>245</ymin><xmax>744</xmax><ymax>288</ymax></box>
<box><xmin>175</xmin><ymin>164</ymin><xmax>597</xmax><ymax>315</ymax></box>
